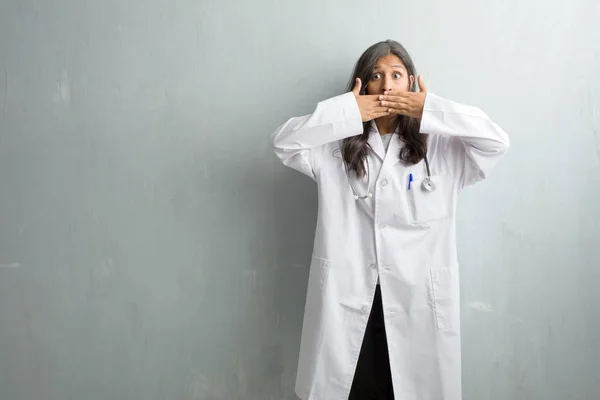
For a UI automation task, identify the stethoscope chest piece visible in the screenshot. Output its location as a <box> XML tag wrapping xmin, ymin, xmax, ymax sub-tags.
<box><xmin>422</xmin><ymin>177</ymin><xmax>436</xmax><ymax>192</ymax></box>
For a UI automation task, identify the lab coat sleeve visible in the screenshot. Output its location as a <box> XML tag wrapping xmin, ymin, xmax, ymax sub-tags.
<box><xmin>419</xmin><ymin>93</ymin><xmax>510</xmax><ymax>188</ymax></box>
<box><xmin>270</xmin><ymin>92</ymin><xmax>364</xmax><ymax>180</ymax></box>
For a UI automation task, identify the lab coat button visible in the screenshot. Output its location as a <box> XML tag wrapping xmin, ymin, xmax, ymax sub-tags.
<box><xmin>370</xmin><ymin>263</ymin><xmax>377</xmax><ymax>269</ymax></box>
<box><xmin>361</xmin><ymin>306</ymin><xmax>370</xmax><ymax>314</ymax></box>
<box><xmin>380</xmin><ymin>179</ymin><xmax>388</xmax><ymax>187</ymax></box>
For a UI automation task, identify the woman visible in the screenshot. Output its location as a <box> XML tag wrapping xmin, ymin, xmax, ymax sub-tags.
<box><xmin>271</xmin><ymin>40</ymin><xmax>509</xmax><ymax>400</ymax></box>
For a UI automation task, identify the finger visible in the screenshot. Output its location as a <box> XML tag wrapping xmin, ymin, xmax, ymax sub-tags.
<box><xmin>360</xmin><ymin>95</ymin><xmax>386</xmax><ymax>105</ymax></box>
<box><xmin>387</xmin><ymin>108</ymin><xmax>410</xmax><ymax>116</ymax></box>
<box><xmin>371</xmin><ymin>111</ymin><xmax>391</xmax><ymax>119</ymax></box>
<box><xmin>418</xmin><ymin>75</ymin><xmax>427</xmax><ymax>92</ymax></box>
<box><xmin>381</xmin><ymin>100</ymin><xmax>409</xmax><ymax>110</ymax></box>
<box><xmin>379</xmin><ymin>94</ymin><xmax>410</xmax><ymax>102</ymax></box>
<box><xmin>352</xmin><ymin>78</ymin><xmax>362</xmax><ymax>95</ymax></box>
<box><xmin>388</xmin><ymin>108</ymin><xmax>419</xmax><ymax>118</ymax></box>
<box><xmin>372</xmin><ymin>106</ymin><xmax>391</xmax><ymax>113</ymax></box>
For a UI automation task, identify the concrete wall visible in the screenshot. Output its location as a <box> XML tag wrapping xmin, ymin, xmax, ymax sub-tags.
<box><xmin>0</xmin><ymin>0</ymin><xmax>598</xmax><ymax>399</ymax></box>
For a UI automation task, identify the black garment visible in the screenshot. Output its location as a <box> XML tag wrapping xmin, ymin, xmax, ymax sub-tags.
<box><xmin>348</xmin><ymin>284</ymin><xmax>395</xmax><ymax>400</ymax></box>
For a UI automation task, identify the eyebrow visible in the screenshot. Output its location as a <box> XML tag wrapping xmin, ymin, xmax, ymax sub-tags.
<box><xmin>374</xmin><ymin>65</ymin><xmax>405</xmax><ymax>70</ymax></box>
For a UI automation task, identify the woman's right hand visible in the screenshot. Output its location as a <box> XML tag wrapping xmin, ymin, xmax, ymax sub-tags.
<box><xmin>352</xmin><ymin>78</ymin><xmax>391</xmax><ymax>122</ymax></box>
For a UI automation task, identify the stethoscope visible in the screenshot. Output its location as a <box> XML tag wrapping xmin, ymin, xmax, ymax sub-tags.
<box><xmin>344</xmin><ymin>154</ymin><xmax>436</xmax><ymax>200</ymax></box>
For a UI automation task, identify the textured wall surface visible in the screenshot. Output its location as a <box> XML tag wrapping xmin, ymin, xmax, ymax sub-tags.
<box><xmin>1</xmin><ymin>1</ymin><xmax>599</xmax><ymax>399</ymax></box>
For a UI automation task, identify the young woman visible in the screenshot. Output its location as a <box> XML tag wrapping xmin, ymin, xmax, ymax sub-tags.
<box><xmin>271</xmin><ymin>39</ymin><xmax>509</xmax><ymax>400</ymax></box>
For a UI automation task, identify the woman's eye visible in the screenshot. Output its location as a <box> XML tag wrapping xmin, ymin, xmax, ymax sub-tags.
<box><xmin>371</xmin><ymin>73</ymin><xmax>382</xmax><ymax>80</ymax></box>
<box><xmin>393</xmin><ymin>73</ymin><xmax>402</xmax><ymax>79</ymax></box>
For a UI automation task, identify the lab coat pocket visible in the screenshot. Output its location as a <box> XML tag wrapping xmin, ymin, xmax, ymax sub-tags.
<box><xmin>429</xmin><ymin>268</ymin><xmax>457</xmax><ymax>332</ymax></box>
<box><xmin>407</xmin><ymin>174</ymin><xmax>449</xmax><ymax>225</ymax></box>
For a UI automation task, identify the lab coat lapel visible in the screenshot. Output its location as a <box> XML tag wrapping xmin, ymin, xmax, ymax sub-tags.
<box><xmin>382</xmin><ymin>133</ymin><xmax>403</xmax><ymax>170</ymax></box>
<box><xmin>370</xmin><ymin>120</ymin><xmax>403</xmax><ymax>170</ymax></box>
<box><xmin>367</xmin><ymin>122</ymin><xmax>386</xmax><ymax>162</ymax></box>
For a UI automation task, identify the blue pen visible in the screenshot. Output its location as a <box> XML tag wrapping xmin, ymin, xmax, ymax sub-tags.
<box><xmin>408</xmin><ymin>173</ymin><xmax>413</xmax><ymax>190</ymax></box>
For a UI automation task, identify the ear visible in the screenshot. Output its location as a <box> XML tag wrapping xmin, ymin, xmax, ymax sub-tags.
<box><xmin>409</xmin><ymin>75</ymin><xmax>415</xmax><ymax>91</ymax></box>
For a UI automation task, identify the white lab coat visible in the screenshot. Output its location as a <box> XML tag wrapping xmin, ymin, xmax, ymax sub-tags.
<box><xmin>271</xmin><ymin>91</ymin><xmax>509</xmax><ymax>400</ymax></box>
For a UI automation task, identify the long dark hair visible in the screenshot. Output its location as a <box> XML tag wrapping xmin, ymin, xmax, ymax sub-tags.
<box><xmin>342</xmin><ymin>40</ymin><xmax>426</xmax><ymax>178</ymax></box>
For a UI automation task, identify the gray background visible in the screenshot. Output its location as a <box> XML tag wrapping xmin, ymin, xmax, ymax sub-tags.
<box><xmin>1</xmin><ymin>0</ymin><xmax>599</xmax><ymax>399</ymax></box>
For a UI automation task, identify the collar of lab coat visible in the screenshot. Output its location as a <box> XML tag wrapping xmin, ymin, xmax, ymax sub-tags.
<box><xmin>367</xmin><ymin>121</ymin><xmax>402</xmax><ymax>166</ymax></box>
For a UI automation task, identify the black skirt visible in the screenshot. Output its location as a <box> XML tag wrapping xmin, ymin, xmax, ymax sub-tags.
<box><xmin>348</xmin><ymin>284</ymin><xmax>395</xmax><ymax>400</ymax></box>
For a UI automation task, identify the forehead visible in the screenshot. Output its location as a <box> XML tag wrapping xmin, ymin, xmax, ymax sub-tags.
<box><xmin>373</xmin><ymin>54</ymin><xmax>406</xmax><ymax>70</ymax></box>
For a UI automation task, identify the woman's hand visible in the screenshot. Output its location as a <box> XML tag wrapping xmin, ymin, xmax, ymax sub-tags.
<box><xmin>352</xmin><ymin>78</ymin><xmax>391</xmax><ymax>122</ymax></box>
<box><xmin>379</xmin><ymin>75</ymin><xmax>428</xmax><ymax>119</ymax></box>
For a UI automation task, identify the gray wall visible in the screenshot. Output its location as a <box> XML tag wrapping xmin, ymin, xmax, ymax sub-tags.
<box><xmin>1</xmin><ymin>1</ymin><xmax>599</xmax><ymax>399</ymax></box>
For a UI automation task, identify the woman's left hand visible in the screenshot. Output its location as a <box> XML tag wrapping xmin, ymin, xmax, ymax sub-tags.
<box><xmin>379</xmin><ymin>75</ymin><xmax>428</xmax><ymax>119</ymax></box>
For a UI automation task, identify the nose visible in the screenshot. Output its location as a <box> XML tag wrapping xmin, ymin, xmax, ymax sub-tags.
<box><xmin>382</xmin><ymin>77</ymin><xmax>393</xmax><ymax>94</ymax></box>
